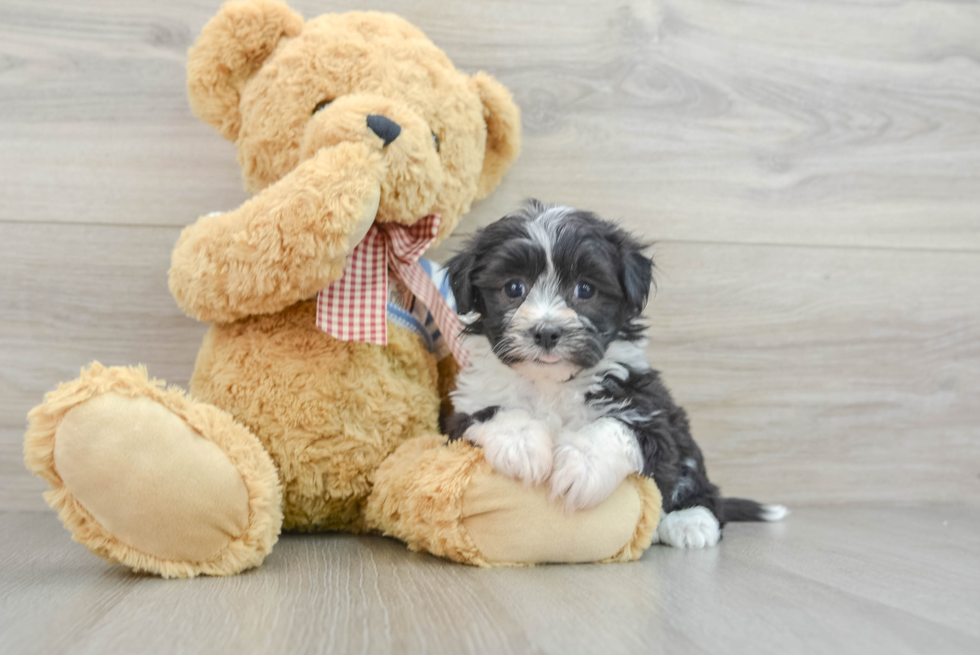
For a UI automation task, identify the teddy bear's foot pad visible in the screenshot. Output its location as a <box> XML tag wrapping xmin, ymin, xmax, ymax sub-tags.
<box><xmin>461</xmin><ymin>470</ymin><xmax>648</xmax><ymax>564</ymax></box>
<box><xmin>366</xmin><ymin>436</ymin><xmax>662</xmax><ymax>566</ymax></box>
<box><xmin>25</xmin><ymin>364</ymin><xmax>282</xmax><ymax>578</ymax></box>
<box><xmin>55</xmin><ymin>393</ymin><xmax>250</xmax><ymax>563</ymax></box>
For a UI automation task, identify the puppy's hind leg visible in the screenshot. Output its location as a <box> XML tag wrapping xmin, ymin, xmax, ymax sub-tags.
<box><xmin>656</xmin><ymin>507</ymin><xmax>721</xmax><ymax>549</ymax></box>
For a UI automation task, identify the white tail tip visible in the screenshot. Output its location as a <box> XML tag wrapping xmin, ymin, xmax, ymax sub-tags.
<box><xmin>761</xmin><ymin>505</ymin><xmax>788</xmax><ymax>521</ymax></box>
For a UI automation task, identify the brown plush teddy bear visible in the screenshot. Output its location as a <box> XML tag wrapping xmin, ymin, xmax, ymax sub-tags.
<box><xmin>24</xmin><ymin>0</ymin><xmax>660</xmax><ymax>577</ymax></box>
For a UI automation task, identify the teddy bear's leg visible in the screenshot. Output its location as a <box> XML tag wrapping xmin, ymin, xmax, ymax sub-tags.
<box><xmin>24</xmin><ymin>363</ymin><xmax>282</xmax><ymax>578</ymax></box>
<box><xmin>187</xmin><ymin>302</ymin><xmax>446</xmax><ymax>534</ymax></box>
<box><xmin>364</xmin><ymin>436</ymin><xmax>662</xmax><ymax>566</ymax></box>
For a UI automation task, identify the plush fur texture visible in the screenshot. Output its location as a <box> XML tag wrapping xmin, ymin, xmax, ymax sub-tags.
<box><xmin>365</xmin><ymin>436</ymin><xmax>489</xmax><ymax>564</ymax></box>
<box><xmin>175</xmin><ymin>4</ymin><xmax>521</xmax><ymax>534</ymax></box>
<box><xmin>24</xmin><ymin>363</ymin><xmax>282</xmax><ymax>578</ymax></box>
<box><xmin>187</xmin><ymin>0</ymin><xmax>304</xmax><ymax>142</ymax></box>
<box><xmin>190</xmin><ymin>301</ymin><xmax>441</xmax><ymax>532</ymax></box>
<box><xmin>175</xmin><ymin>4</ymin><xmax>522</xmax><ymax>322</ymax></box>
<box><xmin>170</xmin><ymin>142</ymin><xmax>385</xmax><ymax>323</ymax></box>
<box><xmin>24</xmin><ymin>1</ymin><xmax>522</xmax><ymax>576</ymax></box>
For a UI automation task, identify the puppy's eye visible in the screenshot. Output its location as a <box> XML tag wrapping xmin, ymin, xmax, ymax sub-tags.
<box><xmin>312</xmin><ymin>99</ymin><xmax>333</xmax><ymax>114</ymax></box>
<box><xmin>574</xmin><ymin>282</ymin><xmax>596</xmax><ymax>300</ymax></box>
<box><xmin>504</xmin><ymin>280</ymin><xmax>526</xmax><ymax>298</ymax></box>
<box><xmin>431</xmin><ymin>132</ymin><xmax>440</xmax><ymax>153</ymax></box>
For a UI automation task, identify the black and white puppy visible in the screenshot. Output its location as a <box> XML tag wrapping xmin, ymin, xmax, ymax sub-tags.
<box><xmin>443</xmin><ymin>200</ymin><xmax>786</xmax><ymax>549</ymax></box>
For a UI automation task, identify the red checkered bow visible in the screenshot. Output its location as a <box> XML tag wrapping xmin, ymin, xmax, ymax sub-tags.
<box><xmin>315</xmin><ymin>214</ymin><xmax>468</xmax><ymax>367</ymax></box>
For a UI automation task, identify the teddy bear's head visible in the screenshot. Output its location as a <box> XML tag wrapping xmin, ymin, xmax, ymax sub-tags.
<box><xmin>187</xmin><ymin>0</ymin><xmax>520</xmax><ymax>237</ymax></box>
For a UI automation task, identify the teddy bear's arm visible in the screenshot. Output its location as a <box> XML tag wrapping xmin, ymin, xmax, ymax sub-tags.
<box><xmin>169</xmin><ymin>142</ymin><xmax>384</xmax><ymax>324</ymax></box>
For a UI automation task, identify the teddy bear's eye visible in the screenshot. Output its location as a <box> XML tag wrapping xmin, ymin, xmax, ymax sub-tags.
<box><xmin>431</xmin><ymin>132</ymin><xmax>440</xmax><ymax>153</ymax></box>
<box><xmin>312</xmin><ymin>99</ymin><xmax>333</xmax><ymax>115</ymax></box>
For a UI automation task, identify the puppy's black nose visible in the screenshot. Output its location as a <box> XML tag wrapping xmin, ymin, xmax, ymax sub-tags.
<box><xmin>533</xmin><ymin>326</ymin><xmax>562</xmax><ymax>351</ymax></box>
<box><xmin>366</xmin><ymin>114</ymin><xmax>401</xmax><ymax>147</ymax></box>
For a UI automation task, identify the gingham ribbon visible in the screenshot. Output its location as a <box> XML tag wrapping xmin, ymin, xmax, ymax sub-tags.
<box><xmin>316</xmin><ymin>214</ymin><xmax>468</xmax><ymax>366</ymax></box>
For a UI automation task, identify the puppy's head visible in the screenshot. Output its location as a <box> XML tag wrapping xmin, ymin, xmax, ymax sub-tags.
<box><xmin>447</xmin><ymin>200</ymin><xmax>653</xmax><ymax>381</ymax></box>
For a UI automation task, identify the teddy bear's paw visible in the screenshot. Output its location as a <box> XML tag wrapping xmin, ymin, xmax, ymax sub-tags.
<box><xmin>24</xmin><ymin>364</ymin><xmax>282</xmax><ymax>578</ymax></box>
<box><xmin>466</xmin><ymin>411</ymin><xmax>554</xmax><ymax>486</ymax></box>
<box><xmin>656</xmin><ymin>507</ymin><xmax>721</xmax><ymax>549</ymax></box>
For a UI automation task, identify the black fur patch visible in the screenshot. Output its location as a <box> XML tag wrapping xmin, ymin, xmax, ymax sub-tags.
<box><xmin>586</xmin><ymin>366</ymin><xmax>729</xmax><ymax>523</ymax></box>
<box><xmin>442</xmin><ymin>406</ymin><xmax>500</xmax><ymax>442</ymax></box>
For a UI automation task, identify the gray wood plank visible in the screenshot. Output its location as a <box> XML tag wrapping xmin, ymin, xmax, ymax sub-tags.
<box><xmin>1</xmin><ymin>0</ymin><xmax>978</xmax><ymax>250</ymax></box>
<box><xmin>633</xmin><ymin>241</ymin><xmax>980</xmax><ymax>507</ymax></box>
<box><xmin>0</xmin><ymin>434</ymin><xmax>46</xmax><ymax>511</ymax></box>
<box><xmin>0</xmin><ymin>221</ymin><xmax>205</xmax><ymax>509</ymax></box>
<box><xmin>2</xmin><ymin>507</ymin><xmax>979</xmax><ymax>655</ymax></box>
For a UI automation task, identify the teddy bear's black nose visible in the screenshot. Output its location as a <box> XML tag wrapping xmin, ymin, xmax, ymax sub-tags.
<box><xmin>366</xmin><ymin>114</ymin><xmax>402</xmax><ymax>147</ymax></box>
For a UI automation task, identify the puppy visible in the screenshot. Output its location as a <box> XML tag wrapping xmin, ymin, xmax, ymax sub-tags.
<box><xmin>442</xmin><ymin>200</ymin><xmax>786</xmax><ymax>549</ymax></box>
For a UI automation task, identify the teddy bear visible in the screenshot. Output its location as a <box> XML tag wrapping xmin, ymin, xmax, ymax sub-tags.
<box><xmin>24</xmin><ymin>0</ymin><xmax>661</xmax><ymax>577</ymax></box>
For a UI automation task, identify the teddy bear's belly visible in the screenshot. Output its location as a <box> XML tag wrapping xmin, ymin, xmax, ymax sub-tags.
<box><xmin>189</xmin><ymin>300</ymin><xmax>441</xmax><ymax>532</ymax></box>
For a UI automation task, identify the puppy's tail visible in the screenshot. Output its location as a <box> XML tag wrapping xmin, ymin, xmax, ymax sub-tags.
<box><xmin>721</xmin><ymin>497</ymin><xmax>788</xmax><ymax>523</ymax></box>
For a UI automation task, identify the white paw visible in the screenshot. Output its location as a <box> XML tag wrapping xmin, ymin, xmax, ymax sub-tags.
<box><xmin>548</xmin><ymin>443</ymin><xmax>624</xmax><ymax>511</ymax></box>
<box><xmin>657</xmin><ymin>507</ymin><xmax>721</xmax><ymax>549</ymax></box>
<box><xmin>549</xmin><ymin>420</ymin><xmax>642</xmax><ymax>511</ymax></box>
<box><xmin>467</xmin><ymin>415</ymin><xmax>554</xmax><ymax>486</ymax></box>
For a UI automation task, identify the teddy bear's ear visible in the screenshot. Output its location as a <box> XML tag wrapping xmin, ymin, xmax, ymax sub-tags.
<box><xmin>470</xmin><ymin>72</ymin><xmax>522</xmax><ymax>199</ymax></box>
<box><xmin>187</xmin><ymin>0</ymin><xmax>304</xmax><ymax>141</ymax></box>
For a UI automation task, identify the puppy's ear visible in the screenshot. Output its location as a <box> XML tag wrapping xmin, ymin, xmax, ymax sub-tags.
<box><xmin>187</xmin><ymin>0</ymin><xmax>304</xmax><ymax>141</ymax></box>
<box><xmin>446</xmin><ymin>248</ymin><xmax>479</xmax><ymax>315</ymax></box>
<box><xmin>620</xmin><ymin>238</ymin><xmax>653</xmax><ymax>317</ymax></box>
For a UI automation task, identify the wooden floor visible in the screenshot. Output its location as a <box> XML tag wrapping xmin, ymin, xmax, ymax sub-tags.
<box><xmin>1</xmin><ymin>1</ymin><xmax>979</xmax><ymax>653</ymax></box>
<box><xmin>2</xmin><ymin>506</ymin><xmax>979</xmax><ymax>655</ymax></box>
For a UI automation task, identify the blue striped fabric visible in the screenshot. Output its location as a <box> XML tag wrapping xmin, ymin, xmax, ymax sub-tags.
<box><xmin>389</xmin><ymin>258</ymin><xmax>456</xmax><ymax>359</ymax></box>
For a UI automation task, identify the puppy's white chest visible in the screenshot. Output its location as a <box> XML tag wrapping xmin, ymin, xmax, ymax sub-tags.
<box><xmin>453</xmin><ymin>337</ymin><xmax>600</xmax><ymax>431</ymax></box>
<box><xmin>519</xmin><ymin>379</ymin><xmax>597</xmax><ymax>431</ymax></box>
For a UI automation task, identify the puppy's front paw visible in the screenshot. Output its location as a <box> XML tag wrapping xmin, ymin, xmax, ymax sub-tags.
<box><xmin>549</xmin><ymin>443</ymin><xmax>622</xmax><ymax>511</ymax></box>
<box><xmin>549</xmin><ymin>419</ymin><xmax>642</xmax><ymax>511</ymax></box>
<box><xmin>467</xmin><ymin>416</ymin><xmax>554</xmax><ymax>486</ymax></box>
<box><xmin>657</xmin><ymin>507</ymin><xmax>721</xmax><ymax>549</ymax></box>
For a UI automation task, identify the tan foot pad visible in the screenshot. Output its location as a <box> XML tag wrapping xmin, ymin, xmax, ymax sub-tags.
<box><xmin>365</xmin><ymin>436</ymin><xmax>661</xmax><ymax>566</ymax></box>
<box><xmin>55</xmin><ymin>393</ymin><xmax>250</xmax><ymax>562</ymax></box>
<box><xmin>462</xmin><ymin>469</ymin><xmax>648</xmax><ymax>563</ymax></box>
<box><xmin>25</xmin><ymin>363</ymin><xmax>282</xmax><ymax>578</ymax></box>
